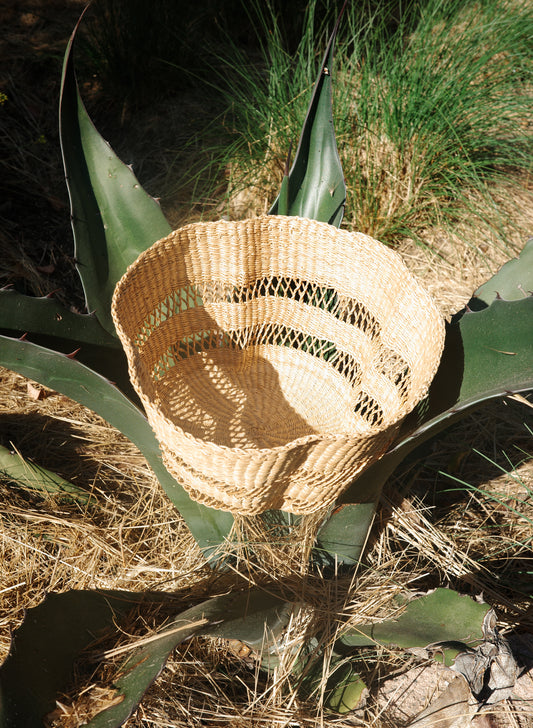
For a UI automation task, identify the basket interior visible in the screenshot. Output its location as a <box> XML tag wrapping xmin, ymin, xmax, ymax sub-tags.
<box><xmin>154</xmin><ymin>345</ymin><xmax>364</xmax><ymax>449</ymax></box>
<box><xmin>127</xmin><ymin>278</ymin><xmax>416</xmax><ymax>449</ymax></box>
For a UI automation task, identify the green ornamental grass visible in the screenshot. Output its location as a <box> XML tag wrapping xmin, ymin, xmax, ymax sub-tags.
<box><xmin>201</xmin><ymin>0</ymin><xmax>532</xmax><ymax>245</ymax></box>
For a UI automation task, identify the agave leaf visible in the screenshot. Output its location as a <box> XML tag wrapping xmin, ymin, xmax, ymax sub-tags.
<box><xmin>269</xmin><ymin>4</ymin><xmax>346</xmax><ymax>226</ymax></box>
<box><xmin>59</xmin><ymin>14</ymin><xmax>172</xmax><ymax>336</ymax></box>
<box><xmin>471</xmin><ymin>237</ymin><xmax>533</xmax><ymax>308</ymax></box>
<box><xmin>0</xmin><ymin>590</ymin><xmax>150</xmax><ymax>728</ymax></box>
<box><xmin>0</xmin><ymin>588</ymin><xmax>290</xmax><ymax>728</ymax></box>
<box><xmin>324</xmin><ymin>663</ymin><xmax>367</xmax><ymax>714</ymax></box>
<box><xmin>0</xmin><ymin>289</ymin><xmax>120</xmax><ymax>349</ymax></box>
<box><xmin>0</xmin><ymin>444</ymin><xmax>92</xmax><ymax>506</ymax></box>
<box><xmin>203</xmin><ymin>589</ymin><xmax>293</xmax><ymax>647</ymax></box>
<box><xmin>0</xmin><ymin>334</ymin><xmax>234</xmax><ymax>557</ymax></box>
<box><xmin>0</xmin><ymin>289</ymin><xmax>135</xmax><ymax>396</ymax></box>
<box><xmin>339</xmin><ymin>589</ymin><xmax>490</xmax><ymax>667</ymax></box>
<box><xmin>295</xmin><ymin>638</ymin><xmax>368</xmax><ymax>714</ymax></box>
<box><xmin>314</xmin><ymin>502</ymin><xmax>376</xmax><ymax>567</ymax></box>
<box><xmin>401</xmin><ymin>295</ymin><xmax>533</xmax><ymax>445</ymax></box>
<box><xmin>85</xmin><ymin>590</ymin><xmax>292</xmax><ymax>728</ymax></box>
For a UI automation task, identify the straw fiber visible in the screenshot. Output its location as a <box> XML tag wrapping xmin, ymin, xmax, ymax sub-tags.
<box><xmin>112</xmin><ymin>216</ymin><xmax>444</xmax><ymax>514</ymax></box>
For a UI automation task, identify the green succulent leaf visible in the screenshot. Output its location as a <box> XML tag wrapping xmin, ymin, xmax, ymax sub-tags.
<box><xmin>0</xmin><ymin>444</ymin><xmax>92</xmax><ymax>506</ymax></box>
<box><xmin>470</xmin><ymin>237</ymin><xmax>533</xmax><ymax>308</ymax></box>
<box><xmin>401</xmin><ymin>295</ymin><xmax>533</xmax><ymax>446</ymax></box>
<box><xmin>86</xmin><ymin>589</ymin><xmax>292</xmax><ymax>728</ymax></box>
<box><xmin>324</xmin><ymin>663</ymin><xmax>367</xmax><ymax>714</ymax></box>
<box><xmin>0</xmin><ymin>590</ymin><xmax>150</xmax><ymax>728</ymax></box>
<box><xmin>82</xmin><ymin>607</ymin><xmax>206</xmax><ymax>728</ymax></box>
<box><xmin>269</xmin><ymin>5</ymin><xmax>346</xmax><ymax>225</ymax></box>
<box><xmin>314</xmin><ymin>503</ymin><xmax>376</xmax><ymax>567</ymax></box>
<box><xmin>0</xmin><ymin>289</ymin><xmax>120</xmax><ymax>349</ymax></box>
<box><xmin>0</xmin><ymin>588</ymin><xmax>291</xmax><ymax>728</ymax></box>
<box><xmin>0</xmin><ymin>289</ymin><xmax>135</xmax><ymax>396</ymax></box>
<box><xmin>0</xmin><ymin>334</ymin><xmax>234</xmax><ymax>557</ymax></box>
<box><xmin>59</xmin><ymin>14</ymin><xmax>172</xmax><ymax>336</ymax></box>
<box><xmin>456</xmin><ymin>297</ymin><xmax>533</xmax><ymax>399</ymax></box>
<box><xmin>339</xmin><ymin>589</ymin><xmax>490</xmax><ymax>667</ymax></box>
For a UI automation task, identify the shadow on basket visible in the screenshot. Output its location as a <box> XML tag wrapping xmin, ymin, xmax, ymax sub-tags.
<box><xmin>111</xmin><ymin>216</ymin><xmax>445</xmax><ymax>515</ymax></box>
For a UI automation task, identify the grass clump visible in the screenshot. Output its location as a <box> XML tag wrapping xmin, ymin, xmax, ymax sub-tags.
<box><xmin>198</xmin><ymin>0</ymin><xmax>532</xmax><ymax>246</ymax></box>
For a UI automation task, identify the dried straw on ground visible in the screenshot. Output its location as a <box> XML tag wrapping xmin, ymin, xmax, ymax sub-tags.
<box><xmin>2</xmin><ymin>190</ymin><xmax>533</xmax><ymax>726</ymax></box>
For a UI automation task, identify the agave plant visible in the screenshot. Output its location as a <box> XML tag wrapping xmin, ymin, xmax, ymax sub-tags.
<box><xmin>0</xmin><ymin>7</ymin><xmax>532</xmax><ymax>726</ymax></box>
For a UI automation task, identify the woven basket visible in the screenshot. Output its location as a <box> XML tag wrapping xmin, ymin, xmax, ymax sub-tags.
<box><xmin>112</xmin><ymin>216</ymin><xmax>444</xmax><ymax>515</ymax></box>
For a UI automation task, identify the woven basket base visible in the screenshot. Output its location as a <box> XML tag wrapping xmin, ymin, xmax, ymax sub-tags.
<box><xmin>155</xmin><ymin>345</ymin><xmax>362</xmax><ymax>451</ymax></box>
<box><xmin>161</xmin><ymin>445</ymin><xmax>375</xmax><ymax>515</ymax></box>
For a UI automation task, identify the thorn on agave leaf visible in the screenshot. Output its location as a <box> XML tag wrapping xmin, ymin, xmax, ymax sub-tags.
<box><xmin>464</xmin><ymin>304</ymin><xmax>472</xmax><ymax>313</ymax></box>
<box><xmin>1</xmin><ymin>283</ymin><xmax>14</xmax><ymax>291</ymax></box>
<box><xmin>65</xmin><ymin>348</ymin><xmax>81</xmax><ymax>359</ymax></box>
<box><xmin>45</xmin><ymin>288</ymin><xmax>61</xmax><ymax>299</ymax></box>
<box><xmin>19</xmin><ymin>332</ymin><xmax>28</xmax><ymax>341</ymax></box>
<box><xmin>495</xmin><ymin>291</ymin><xmax>502</xmax><ymax>300</ymax></box>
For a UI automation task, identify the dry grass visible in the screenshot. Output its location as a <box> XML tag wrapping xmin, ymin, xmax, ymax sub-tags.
<box><xmin>398</xmin><ymin>179</ymin><xmax>533</xmax><ymax>318</ymax></box>
<box><xmin>0</xmin><ymin>369</ymin><xmax>210</xmax><ymax>654</ymax></box>
<box><xmin>1</xmin><ymin>358</ymin><xmax>532</xmax><ymax>726</ymax></box>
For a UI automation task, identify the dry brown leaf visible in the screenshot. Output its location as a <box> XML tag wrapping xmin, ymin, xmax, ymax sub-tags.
<box><xmin>26</xmin><ymin>381</ymin><xmax>46</xmax><ymax>401</ymax></box>
<box><xmin>408</xmin><ymin>675</ymin><xmax>475</xmax><ymax>728</ymax></box>
<box><xmin>453</xmin><ymin>611</ymin><xmax>519</xmax><ymax>705</ymax></box>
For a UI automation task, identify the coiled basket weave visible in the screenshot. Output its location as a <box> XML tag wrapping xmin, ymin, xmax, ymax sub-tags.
<box><xmin>112</xmin><ymin>216</ymin><xmax>444</xmax><ymax>515</ymax></box>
